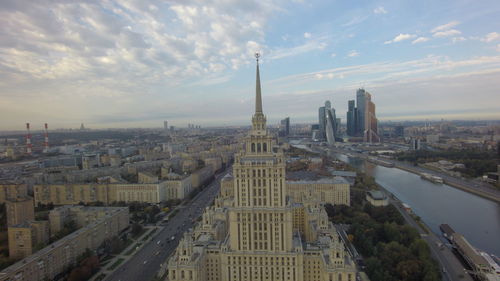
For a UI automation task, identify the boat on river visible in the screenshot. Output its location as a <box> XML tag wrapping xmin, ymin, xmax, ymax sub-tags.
<box><xmin>420</xmin><ymin>173</ymin><xmax>444</xmax><ymax>184</ymax></box>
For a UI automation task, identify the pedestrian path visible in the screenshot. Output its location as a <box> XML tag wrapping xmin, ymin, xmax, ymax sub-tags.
<box><xmin>89</xmin><ymin>225</ymin><xmax>161</xmax><ymax>281</ymax></box>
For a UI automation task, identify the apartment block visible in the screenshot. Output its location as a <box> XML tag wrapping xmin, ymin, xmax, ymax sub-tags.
<box><xmin>6</xmin><ymin>197</ymin><xmax>35</xmax><ymax>227</ymax></box>
<box><xmin>1</xmin><ymin>207</ymin><xmax>129</xmax><ymax>281</ymax></box>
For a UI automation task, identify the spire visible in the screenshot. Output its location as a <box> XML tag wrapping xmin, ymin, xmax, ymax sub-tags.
<box><xmin>255</xmin><ymin>53</ymin><xmax>263</xmax><ymax>114</ymax></box>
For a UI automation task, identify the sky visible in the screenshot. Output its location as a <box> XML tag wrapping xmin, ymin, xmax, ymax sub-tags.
<box><xmin>1</xmin><ymin>0</ymin><xmax>500</xmax><ymax>130</ymax></box>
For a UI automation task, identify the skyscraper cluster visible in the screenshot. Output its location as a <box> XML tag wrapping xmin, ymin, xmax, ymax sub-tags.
<box><xmin>318</xmin><ymin>101</ymin><xmax>341</xmax><ymax>144</ymax></box>
<box><xmin>346</xmin><ymin>89</ymin><xmax>380</xmax><ymax>143</ymax></box>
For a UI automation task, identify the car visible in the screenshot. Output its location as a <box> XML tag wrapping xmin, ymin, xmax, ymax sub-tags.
<box><xmin>143</xmin><ymin>260</ymin><xmax>148</xmax><ymax>265</ymax></box>
<box><xmin>171</xmin><ymin>236</ymin><xmax>175</xmax><ymax>241</ymax></box>
<box><xmin>157</xmin><ymin>240</ymin><xmax>161</xmax><ymax>244</ymax></box>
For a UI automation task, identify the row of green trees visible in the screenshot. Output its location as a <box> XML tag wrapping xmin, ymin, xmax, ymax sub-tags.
<box><xmin>67</xmin><ymin>249</ymin><xmax>100</xmax><ymax>281</ymax></box>
<box><xmin>396</xmin><ymin>149</ymin><xmax>498</xmax><ymax>177</ymax></box>
<box><xmin>326</xmin><ymin>200</ymin><xmax>441</xmax><ymax>281</ymax></box>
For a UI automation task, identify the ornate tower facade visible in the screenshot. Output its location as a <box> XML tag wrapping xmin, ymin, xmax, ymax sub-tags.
<box><xmin>167</xmin><ymin>55</ymin><xmax>357</xmax><ymax>281</ymax></box>
<box><xmin>223</xmin><ymin>54</ymin><xmax>301</xmax><ymax>280</ymax></box>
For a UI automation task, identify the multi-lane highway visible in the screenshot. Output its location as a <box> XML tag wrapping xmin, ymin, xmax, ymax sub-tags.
<box><xmin>104</xmin><ymin>169</ymin><xmax>228</xmax><ymax>281</ymax></box>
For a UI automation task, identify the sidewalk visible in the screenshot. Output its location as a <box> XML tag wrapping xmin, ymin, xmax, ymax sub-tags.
<box><xmin>89</xmin><ymin>225</ymin><xmax>162</xmax><ymax>281</ymax></box>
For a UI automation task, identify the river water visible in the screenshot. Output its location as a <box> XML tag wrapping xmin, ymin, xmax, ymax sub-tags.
<box><xmin>335</xmin><ymin>154</ymin><xmax>500</xmax><ymax>256</ymax></box>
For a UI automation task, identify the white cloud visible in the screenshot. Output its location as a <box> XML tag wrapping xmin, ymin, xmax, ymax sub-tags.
<box><xmin>342</xmin><ymin>16</ymin><xmax>368</xmax><ymax>27</ymax></box>
<box><xmin>0</xmin><ymin>0</ymin><xmax>286</xmax><ymax>128</ymax></box>
<box><xmin>433</xmin><ymin>29</ymin><xmax>461</xmax><ymax>38</ymax></box>
<box><xmin>452</xmin><ymin>37</ymin><xmax>466</xmax><ymax>43</ymax></box>
<box><xmin>304</xmin><ymin>32</ymin><xmax>311</xmax><ymax>38</ymax></box>
<box><xmin>481</xmin><ymin>32</ymin><xmax>500</xmax><ymax>42</ymax></box>
<box><xmin>497</xmin><ymin>44</ymin><xmax>500</xmax><ymax>52</ymax></box>
<box><xmin>385</xmin><ymin>33</ymin><xmax>416</xmax><ymax>44</ymax></box>
<box><xmin>412</xmin><ymin>37</ymin><xmax>430</xmax><ymax>44</ymax></box>
<box><xmin>268</xmin><ymin>37</ymin><xmax>328</xmax><ymax>59</ymax></box>
<box><xmin>331</xmin><ymin>53</ymin><xmax>336</xmax><ymax>58</ymax></box>
<box><xmin>269</xmin><ymin>55</ymin><xmax>500</xmax><ymax>89</ymax></box>
<box><xmin>347</xmin><ymin>50</ymin><xmax>359</xmax><ymax>57</ymax></box>
<box><xmin>373</xmin><ymin>7</ymin><xmax>387</xmax><ymax>14</ymax></box>
<box><xmin>394</xmin><ymin>33</ymin><xmax>416</xmax><ymax>42</ymax></box>
<box><xmin>431</xmin><ymin>21</ymin><xmax>460</xmax><ymax>33</ymax></box>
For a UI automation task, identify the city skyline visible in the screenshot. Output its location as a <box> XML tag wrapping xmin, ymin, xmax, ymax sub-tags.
<box><xmin>1</xmin><ymin>0</ymin><xmax>500</xmax><ymax>130</ymax></box>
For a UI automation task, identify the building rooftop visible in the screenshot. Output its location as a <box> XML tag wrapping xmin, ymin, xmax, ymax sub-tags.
<box><xmin>330</xmin><ymin>170</ymin><xmax>357</xmax><ymax>178</ymax></box>
<box><xmin>367</xmin><ymin>190</ymin><xmax>386</xmax><ymax>200</ymax></box>
<box><xmin>287</xmin><ymin>176</ymin><xmax>349</xmax><ymax>185</ymax></box>
<box><xmin>453</xmin><ymin>233</ymin><xmax>489</xmax><ymax>267</ymax></box>
<box><xmin>9</xmin><ymin>221</ymin><xmax>32</xmax><ymax>228</ymax></box>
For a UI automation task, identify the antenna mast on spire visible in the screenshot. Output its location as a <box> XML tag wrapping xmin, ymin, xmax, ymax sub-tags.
<box><xmin>255</xmin><ymin>52</ymin><xmax>263</xmax><ymax>114</ymax></box>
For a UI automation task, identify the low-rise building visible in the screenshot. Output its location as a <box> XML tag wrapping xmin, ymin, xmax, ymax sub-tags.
<box><xmin>366</xmin><ymin>190</ymin><xmax>389</xmax><ymax>206</ymax></box>
<box><xmin>182</xmin><ymin>159</ymin><xmax>199</xmax><ymax>173</ymax></box>
<box><xmin>219</xmin><ymin>173</ymin><xmax>233</xmax><ymax>198</ymax></box>
<box><xmin>34</xmin><ymin>184</ymin><xmax>114</xmax><ymax>206</ymax></box>
<box><xmin>191</xmin><ymin>166</ymin><xmax>214</xmax><ymax>189</ymax></box>
<box><xmin>138</xmin><ymin>171</ymin><xmax>159</xmax><ymax>184</ymax></box>
<box><xmin>203</xmin><ymin>157</ymin><xmax>222</xmax><ymax>173</ymax></box>
<box><xmin>286</xmin><ymin>177</ymin><xmax>351</xmax><ymax>206</ymax></box>
<box><xmin>114</xmin><ymin>183</ymin><xmax>164</xmax><ymax>203</ymax></box>
<box><xmin>163</xmin><ymin>175</ymin><xmax>193</xmax><ymax>200</ymax></box>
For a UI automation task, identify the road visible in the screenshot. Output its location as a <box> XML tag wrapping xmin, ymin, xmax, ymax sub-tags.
<box><xmin>386</xmin><ymin>193</ymin><xmax>473</xmax><ymax>281</ymax></box>
<box><xmin>104</xmin><ymin>169</ymin><xmax>228</xmax><ymax>281</ymax></box>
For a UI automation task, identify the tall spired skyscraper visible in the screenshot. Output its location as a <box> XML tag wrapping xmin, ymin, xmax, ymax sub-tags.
<box><xmin>167</xmin><ymin>54</ymin><xmax>357</xmax><ymax>281</ymax></box>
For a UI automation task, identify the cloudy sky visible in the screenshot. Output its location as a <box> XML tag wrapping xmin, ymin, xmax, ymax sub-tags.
<box><xmin>1</xmin><ymin>0</ymin><xmax>500</xmax><ymax>130</ymax></box>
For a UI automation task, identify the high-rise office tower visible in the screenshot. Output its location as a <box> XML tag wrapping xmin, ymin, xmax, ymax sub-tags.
<box><xmin>318</xmin><ymin>106</ymin><xmax>326</xmax><ymax>140</ymax></box>
<box><xmin>167</xmin><ymin>55</ymin><xmax>357</xmax><ymax>281</ymax></box>
<box><xmin>363</xmin><ymin>92</ymin><xmax>380</xmax><ymax>142</ymax></box>
<box><xmin>320</xmin><ymin>100</ymin><xmax>337</xmax><ymax>141</ymax></box>
<box><xmin>324</xmin><ymin>100</ymin><xmax>331</xmax><ymax>110</ymax></box>
<box><xmin>279</xmin><ymin>117</ymin><xmax>290</xmax><ymax>136</ymax></box>
<box><xmin>325</xmin><ymin>109</ymin><xmax>336</xmax><ymax>144</ymax></box>
<box><xmin>346</xmin><ymin>100</ymin><xmax>355</xmax><ymax>136</ymax></box>
<box><xmin>335</xmin><ymin>118</ymin><xmax>341</xmax><ymax>136</ymax></box>
<box><xmin>356</xmin><ymin>89</ymin><xmax>366</xmax><ymax>135</ymax></box>
<box><xmin>353</xmin><ymin>89</ymin><xmax>379</xmax><ymax>142</ymax></box>
<box><xmin>164</xmin><ymin>120</ymin><xmax>168</xmax><ymax>131</ymax></box>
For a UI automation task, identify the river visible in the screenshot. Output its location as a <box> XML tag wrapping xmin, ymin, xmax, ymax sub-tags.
<box><xmin>335</xmin><ymin>153</ymin><xmax>500</xmax><ymax>257</ymax></box>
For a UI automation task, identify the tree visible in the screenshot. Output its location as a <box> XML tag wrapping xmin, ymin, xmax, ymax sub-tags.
<box><xmin>410</xmin><ymin>239</ymin><xmax>430</xmax><ymax>259</ymax></box>
<box><xmin>131</xmin><ymin>223</ymin><xmax>143</xmax><ymax>237</ymax></box>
